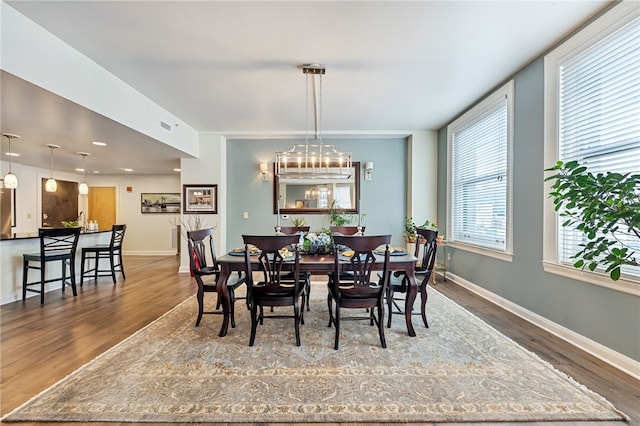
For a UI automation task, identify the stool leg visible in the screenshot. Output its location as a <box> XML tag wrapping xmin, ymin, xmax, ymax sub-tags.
<box><xmin>61</xmin><ymin>259</ymin><xmax>67</xmax><ymax>293</ymax></box>
<box><xmin>94</xmin><ymin>254</ymin><xmax>99</xmax><ymax>282</ymax></box>
<box><xmin>110</xmin><ymin>250</ymin><xmax>116</xmax><ymax>283</ymax></box>
<box><xmin>80</xmin><ymin>252</ymin><xmax>86</xmax><ymax>286</ymax></box>
<box><xmin>40</xmin><ymin>260</ymin><xmax>46</xmax><ymax>305</ymax></box>
<box><xmin>119</xmin><ymin>250</ymin><xmax>126</xmax><ymax>280</ymax></box>
<box><xmin>68</xmin><ymin>257</ymin><xmax>77</xmax><ymax>297</ymax></box>
<box><xmin>22</xmin><ymin>257</ymin><xmax>28</xmax><ymax>301</ymax></box>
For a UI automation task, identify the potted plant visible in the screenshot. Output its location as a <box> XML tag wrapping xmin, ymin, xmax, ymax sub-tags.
<box><xmin>290</xmin><ymin>217</ymin><xmax>308</xmax><ymax>227</ymax></box>
<box><xmin>328</xmin><ymin>200</ymin><xmax>351</xmax><ymax>226</ymax></box>
<box><xmin>545</xmin><ymin>160</ymin><xmax>639</xmax><ymax>281</ymax></box>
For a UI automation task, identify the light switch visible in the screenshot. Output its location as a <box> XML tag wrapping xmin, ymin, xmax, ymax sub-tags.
<box><xmin>243</xmin><ymin>212</ymin><xmax>249</xmax><ymax>219</ymax></box>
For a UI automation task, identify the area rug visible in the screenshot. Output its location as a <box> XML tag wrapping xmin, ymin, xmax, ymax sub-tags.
<box><xmin>2</xmin><ymin>286</ymin><xmax>627</xmax><ymax>423</ymax></box>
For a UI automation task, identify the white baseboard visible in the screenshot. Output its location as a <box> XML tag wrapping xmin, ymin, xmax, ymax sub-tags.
<box><xmin>442</xmin><ymin>271</ymin><xmax>640</xmax><ymax>381</ymax></box>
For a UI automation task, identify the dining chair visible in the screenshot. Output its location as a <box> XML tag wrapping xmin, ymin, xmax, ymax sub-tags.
<box><xmin>275</xmin><ymin>225</ymin><xmax>311</xmax><ymax>311</ymax></box>
<box><xmin>242</xmin><ymin>234</ymin><xmax>305</xmax><ymax>346</ymax></box>
<box><xmin>22</xmin><ymin>227</ymin><xmax>81</xmax><ymax>304</ymax></box>
<box><xmin>188</xmin><ymin>228</ymin><xmax>245</xmax><ymax>328</ymax></box>
<box><xmin>328</xmin><ymin>234</ymin><xmax>391</xmax><ymax>350</ymax></box>
<box><xmin>385</xmin><ymin>228</ymin><xmax>438</xmax><ymax>328</ymax></box>
<box><xmin>276</xmin><ymin>226</ymin><xmax>310</xmax><ymax>235</ymax></box>
<box><xmin>329</xmin><ymin>226</ymin><xmax>365</xmax><ymax>236</ymax></box>
<box><xmin>80</xmin><ymin>224</ymin><xmax>127</xmax><ymax>285</ymax></box>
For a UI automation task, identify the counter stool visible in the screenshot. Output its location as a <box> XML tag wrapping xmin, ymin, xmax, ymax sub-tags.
<box><xmin>22</xmin><ymin>227</ymin><xmax>81</xmax><ymax>304</ymax></box>
<box><xmin>80</xmin><ymin>224</ymin><xmax>126</xmax><ymax>285</ymax></box>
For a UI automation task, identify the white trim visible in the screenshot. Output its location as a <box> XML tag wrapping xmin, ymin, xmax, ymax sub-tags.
<box><xmin>445</xmin><ymin>272</ymin><xmax>640</xmax><ymax>380</ymax></box>
<box><xmin>446</xmin><ymin>80</ymin><xmax>514</xmax><ymax>257</ymax></box>
<box><xmin>543</xmin><ymin>0</ymin><xmax>640</xmax><ymax>289</ymax></box>
<box><xmin>542</xmin><ymin>262</ymin><xmax>640</xmax><ymax>297</ymax></box>
<box><xmin>447</xmin><ymin>241</ymin><xmax>513</xmax><ymax>263</ymax></box>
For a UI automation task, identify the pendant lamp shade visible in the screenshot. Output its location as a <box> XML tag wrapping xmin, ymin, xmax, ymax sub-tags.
<box><xmin>3</xmin><ymin>172</ymin><xmax>18</xmax><ymax>189</ymax></box>
<box><xmin>77</xmin><ymin>152</ymin><xmax>91</xmax><ymax>195</ymax></box>
<box><xmin>3</xmin><ymin>133</ymin><xmax>20</xmax><ymax>189</ymax></box>
<box><xmin>45</xmin><ymin>144</ymin><xmax>60</xmax><ymax>193</ymax></box>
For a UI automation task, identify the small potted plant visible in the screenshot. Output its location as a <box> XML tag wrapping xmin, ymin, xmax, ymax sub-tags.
<box><xmin>290</xmin><ymin>217</ymin><xmax>308</xmax><ymax>227</ymax></box>
<box><xmin>404</xmin><ymin>217</ymin><xmax>418</xmax><ymax>252</ymax></box>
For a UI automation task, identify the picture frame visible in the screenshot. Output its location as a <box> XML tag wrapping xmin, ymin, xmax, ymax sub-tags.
<box><xmin>183</xmin><ymin>184</ymin><xmax>218</xmax><ymax>214</ymax></box>
<box><xmin>141</xmin><ymin>193</ymin><xmax>181</xmax><ymax>213</ymax></box>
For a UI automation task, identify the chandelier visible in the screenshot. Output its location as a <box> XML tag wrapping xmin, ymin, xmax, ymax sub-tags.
<box><xmin>275</xmin><ymin>65</ymin><xmax>352</xmax><ymax>179</ymax></box>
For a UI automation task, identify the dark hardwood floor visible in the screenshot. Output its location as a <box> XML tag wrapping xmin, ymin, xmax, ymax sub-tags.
<box><xmin>1</xmin><ymin>255</ymin><xmax>637</xmax><ymax>426</ymax></box>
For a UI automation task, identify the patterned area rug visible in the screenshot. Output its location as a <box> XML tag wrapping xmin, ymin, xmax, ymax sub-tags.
<box><xmin>2</xmin><ymin>286</ymin><xmax>626</xmax><ymax>423</ymax></box>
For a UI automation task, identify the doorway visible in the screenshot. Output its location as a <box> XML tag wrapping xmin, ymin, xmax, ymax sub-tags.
<box><xmin>88</xmin><ymin>187</ymin><xmax>116</xmax><ymax>231</ymax></box>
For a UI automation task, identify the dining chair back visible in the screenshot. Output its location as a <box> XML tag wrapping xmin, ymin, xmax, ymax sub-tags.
<box><xmin>386</xmin><ymin>228</ymin><xmax>438</xmax><ymax>328</ymax></box>
<box><xmin>187</xmin><ymin>228</ymin><xmax>245</xmax><ymax>328</ymax></box>
<box><xmin>328</xmin><ymin>234</ymin><xmax>391</xmax><ymax>350</ymax></box>
<box><xmin>274</xmin><ymin>225</ymin><xmax>311</xmax><ymax>311</ymax></box>
<box><xmin>80</xmin><ymin>224</ymin><xmax>126</xmax><ymax>285</ymax></box>
<box><xmin>329</xmin><ymin>226</ymin><xmax>365</xmax><ymax>236</ymax></box>
<box><xmin>242</xmin><ymin>234</ymin><xmax>304</xmax><ymax>346</ymax></box>
<box><xmin>276</xmin><ymin>226</ymin><xmax>310</xmax><ymax>235</ymax></box>
<box><xmin>22</xmin><ymin>227</ymin><xmax>81</xmax><ymax>304</ymax></box>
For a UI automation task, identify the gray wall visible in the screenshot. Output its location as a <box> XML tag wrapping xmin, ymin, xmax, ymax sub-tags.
<box><xmin>226</xmin><ymin>138</ymin><xmax>408</xmax><ymax>250</ymax></box>
<box><xmin>437</xmin><ymin>58</ymin><xmax>640</xmax><ymax>362</ymax></box>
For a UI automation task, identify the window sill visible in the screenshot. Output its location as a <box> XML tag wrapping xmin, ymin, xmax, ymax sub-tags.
<box><xmin>542</xmin><ymin>261</ymin><xmax>640</xmax><ymax>296</ymax></box>
<box><xmin>447</xmin><ymin>241</ymin><xmax>513</xmax><ymax>263</ymax></box>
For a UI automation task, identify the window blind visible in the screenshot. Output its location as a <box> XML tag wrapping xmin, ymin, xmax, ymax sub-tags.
<box><xmin>451</xmin><ymin>96</ymin><xmax>508</xmax><ymax>251</ymax></box>
<box><xmin>557</xmin><ymin>15</ymin><xmax>640</xmax><ymax>278</ymax></box>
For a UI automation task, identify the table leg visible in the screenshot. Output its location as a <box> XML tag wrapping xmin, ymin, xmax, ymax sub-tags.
<box><xmin>217</xmin><ymin>267</ymin><xmax>231</xmax><ymax>337</ymax></box>
<box><xmin>404</xmin><ymin>273</ymin><xmax>417</xmax><ymax>337</ymax></box>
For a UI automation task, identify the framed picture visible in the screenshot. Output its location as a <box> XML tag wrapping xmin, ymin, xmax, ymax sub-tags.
<box><xmin>183</xmin><ymin>184</ymin><xmax>218</xmax><ymax>214</ymax></box>
<box><xmin>141</xmin><ymin>193</ymin><xmax>181</xmax><ymax>213</ymax></box>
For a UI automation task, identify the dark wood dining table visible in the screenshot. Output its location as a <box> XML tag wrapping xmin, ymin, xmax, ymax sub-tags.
<box><xmin>215</xmin><ymin>252</ymin><xmax>420</xmax><ymax>338</ymax></box>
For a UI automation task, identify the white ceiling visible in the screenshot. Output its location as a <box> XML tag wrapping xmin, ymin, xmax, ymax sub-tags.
<box><xmin>1</xmin><ymin>0</ymin><xmax>609</xmax><ymax>175</ymax></box>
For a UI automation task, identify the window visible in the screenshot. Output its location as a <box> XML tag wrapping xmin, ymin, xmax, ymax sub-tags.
<box><xmin>544</xmin><ymin>0</ymin><xmax>640</xmax><ymax>289</ymax></box>
<box><xmin>447</xmin><ymin>81</ymin><xmax>513</xmax><ymax>259</ymax></box>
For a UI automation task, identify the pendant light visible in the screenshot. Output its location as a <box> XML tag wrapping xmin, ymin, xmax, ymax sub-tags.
<box><xmin>2</xmin><ymin>133</ymin><xmax>20</xmax><ymax>189</ymax></box>
<box><xmin>77</xmin><ymin>152</ymin><xmax>91</xmax><ymax>195</ymax></box>
<box><xmin>45</xmin><ymin>144</ymin><xmax>60</xmax><ymax>192</ymax></box>
<box><xmin>275</xmin><ymin>64</ymin><xmax>352</xmax><ymax>179</ymax></box>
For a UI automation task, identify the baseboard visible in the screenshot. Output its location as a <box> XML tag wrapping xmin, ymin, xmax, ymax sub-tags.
<box><xmin>121</xmin><ymin>251</ymin><xmax>177</xmax><ymax>256</ymax></box>
<box><xmin>443</xmin><ymin>271</ymin><xmax>640</xmax><ymax>381</ymax></box>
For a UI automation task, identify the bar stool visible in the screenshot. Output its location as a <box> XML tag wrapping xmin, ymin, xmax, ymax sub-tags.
<box><xmin>22</xmin><ymin>227</ymin><xmax>81</xmax><ymax>304</ymax></box>
<box><xmin>80</xmin><ymin>224</ymin><xmax>126</xmax><ymax>285</ymax></box>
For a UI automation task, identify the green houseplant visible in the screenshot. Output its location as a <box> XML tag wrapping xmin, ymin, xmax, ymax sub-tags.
<box><xmin>545</xmin><ymin>160</ymin><xmax>639</xmax><ymax>281</ymax></box>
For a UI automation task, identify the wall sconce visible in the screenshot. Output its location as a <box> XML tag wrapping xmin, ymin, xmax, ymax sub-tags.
<box><xmin>364</xmin><ymin>161</ymin><xmax>374</xmax><ymax>181</ymax></box>
<box><xmin>259</xmin><ymin>162</ymin><xmax>269</xmax><ymax>182</ymax></box>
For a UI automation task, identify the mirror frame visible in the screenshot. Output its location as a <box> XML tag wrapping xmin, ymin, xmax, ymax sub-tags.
<box><xmin>273</xmin><ymin>162</ymin><xmax>360</xmax><ymax>214</ymax></box>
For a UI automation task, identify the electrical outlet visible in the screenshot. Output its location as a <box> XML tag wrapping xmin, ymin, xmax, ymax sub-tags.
<box><xmin>243</xmin><ymin>212</ymin><xmax>249</xmax><ymax>219</ymax></box>
<box><xmin>447</xmin><ymin>253</ymin><xmax>451</xmax><ymax>261</ymax></box>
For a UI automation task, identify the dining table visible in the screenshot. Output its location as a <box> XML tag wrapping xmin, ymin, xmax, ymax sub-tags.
<box><xmin>215</xmin><ymin>251</ymin><xmax>420</xmax><ymax>338</ymax></box>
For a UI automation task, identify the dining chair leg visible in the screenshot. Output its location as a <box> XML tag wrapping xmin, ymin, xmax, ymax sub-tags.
<box><xmin>294</xmin><ymin>304</ymin><xmax>301</xmax><ymax>346</ymax></box>
<box><xmin>377</xmin><ymin>303</ymin><xmax>387</xmax><ymax>348</ymax></box>
<box><xmin>195</xmin><ymin>287</ymin><xmax>205</xmax><ymax>326</ymax></box>
<box><xmin>229</xmin><ymin>289</ymin><xmax>236</xmax><ymax>328</ymax></box>
<box><xmin>249</xmin><ymin>304</ymin><xmax>259</xmax><ymax>346</ymax></box>
<box><xmin>420</xmin><ymin>285</ymin><xmax>429</xmax><ymax>328</ymax></box>
<box><xmin>386</xmin><ymin>287</ymin><xmax>394</xmax><ymax>328</ymax></box>
<box><xmin>333</xmin><ymin>305</ymin><xmax>341</xmax><ymax>350</ymax></box>
<box><xmin>327</xmin><ymin>294</ymin><xmax>334</xmax><ymax>327</ymax></box>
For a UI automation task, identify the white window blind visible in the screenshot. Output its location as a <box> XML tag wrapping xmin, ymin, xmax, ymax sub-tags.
<box><xmin>557</xmin><ymin>15</ymin><xmax>640</xmax><ymax>279</ymax></box>
<box><xmin>450</xmin><ymin>85</ymin><xmax>511</xmax><ymax>252</ymax></box>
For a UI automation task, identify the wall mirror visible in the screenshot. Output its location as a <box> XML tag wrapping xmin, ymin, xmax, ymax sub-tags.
<box><xmin>274</xmin><ymin>162</ymin><xmax>360</xmax><ymax>214</ymax></box>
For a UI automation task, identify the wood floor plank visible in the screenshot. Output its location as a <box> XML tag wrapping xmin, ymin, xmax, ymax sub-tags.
<box><xmin>1</xmin><ymin>256</ymin><xmax>637</xmax><ymax>425</ymax></box>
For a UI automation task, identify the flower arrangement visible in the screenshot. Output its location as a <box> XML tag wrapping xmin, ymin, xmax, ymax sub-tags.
<box><xmin>302</xmin><ymin>231</ymin><xmax>332</xmax><ymax>254</ymax></box>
